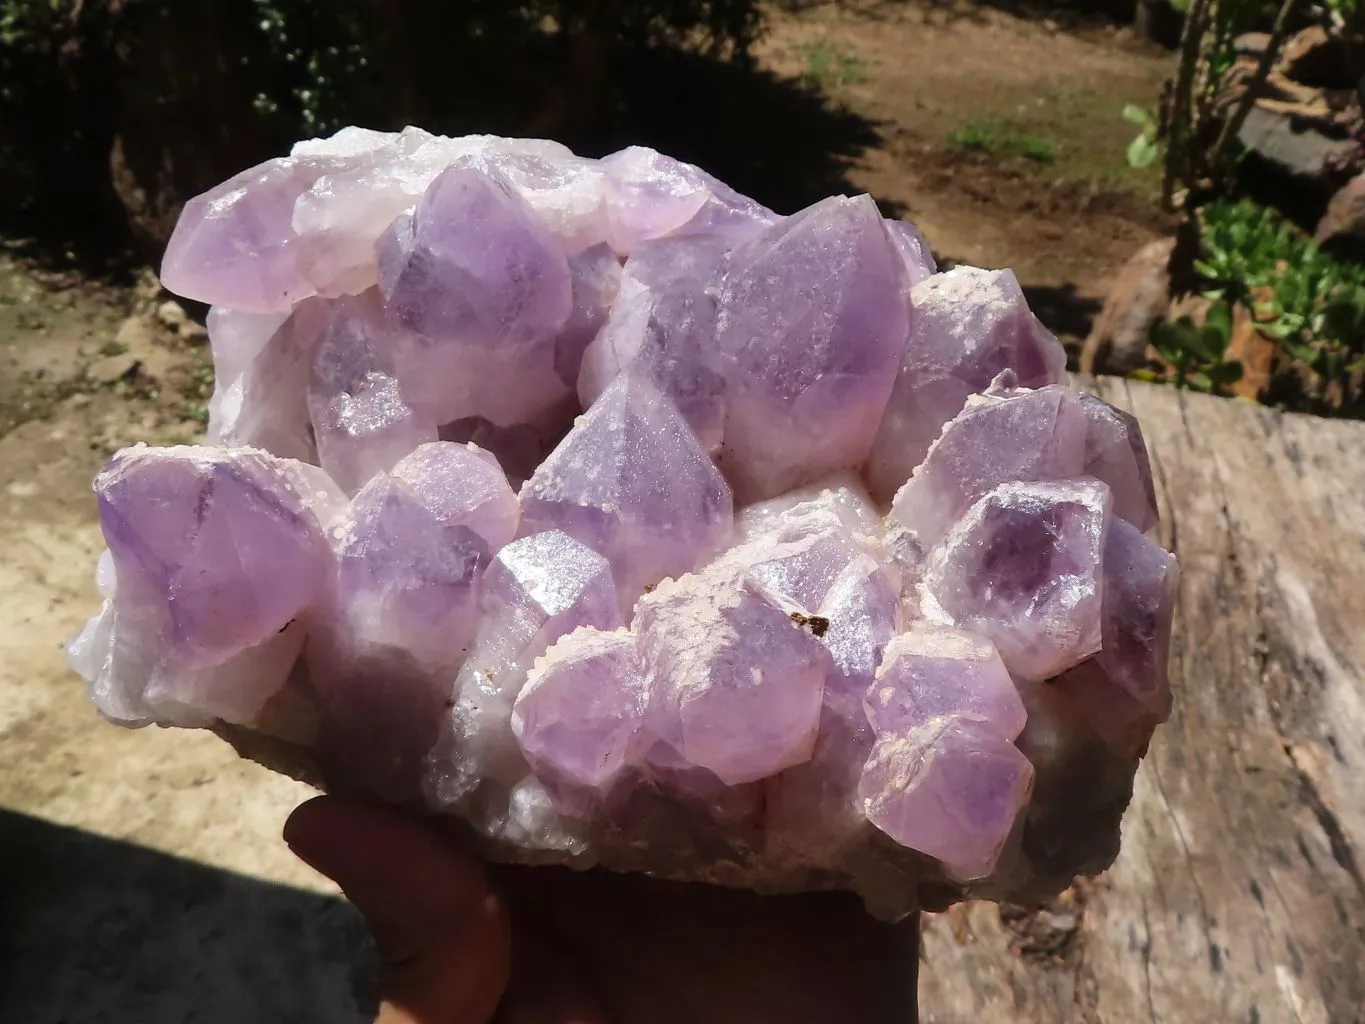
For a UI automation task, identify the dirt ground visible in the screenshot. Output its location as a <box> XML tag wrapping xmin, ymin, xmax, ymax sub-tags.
<box><xmin>0</xmin><ymin>3</ymin><xmax>1175</xmax><ymax>1019</ymax></box>
<box><xmin>759</xmin><ymin>0</ymin><xmax>1171</xmax><ymax>335</ymax></box>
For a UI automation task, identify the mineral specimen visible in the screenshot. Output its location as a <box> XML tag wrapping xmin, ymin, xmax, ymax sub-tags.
<box><xmin>70</xmin><ymin>128</ymin><xmax>1177</xmax><ymax>918</ymax></box>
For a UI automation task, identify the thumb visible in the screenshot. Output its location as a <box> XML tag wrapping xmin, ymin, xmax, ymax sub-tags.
<box><xmin>285</xmin><ymin>795</ymin><xmax>512</xmax><ymax>1024</ymax></box>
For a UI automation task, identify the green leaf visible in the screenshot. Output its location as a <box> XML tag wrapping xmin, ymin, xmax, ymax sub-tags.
<box><xmin>1129</xmin><ymin>367</ymin><xmax>1164</xmax><ymax>382</ymax></box>
<box><xmin>1127</xmin><ymin>134</ymin><xmax>1159</xmax><ymax>169</ymax></box>
<box><xmin>1207</xmin><ymin>361</ymin><xmax>1244</xmax><ymax>385</ymax></box>
<box><xmin>1186</xmin><ymin>371</ymin><xmax>1215</xmax><ymax>392</ymax></box>
<box><xmin>1204</xmin><ymin>302</ymin><xmax>1233</xmax><ymax>336</ymax></box>
<box><xmin>1122</xmin><ymin>104</ymin><xmax>1153</xmax><ymax>128</ymax></box>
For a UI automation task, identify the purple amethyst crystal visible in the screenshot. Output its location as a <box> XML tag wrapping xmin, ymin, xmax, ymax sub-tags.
<box><xmin>435</xmin><ymin>529</ymin><xmax>623</xmax><ymax>808</ymax></box>
<box><xmin>71</xmin><ymin>445</ymin><xmax>339</xmax><ymax>727</ymax></box>
<box><xmin>519</xmin><ymin>375</ymin><xmax>734</xmax><ymax>609</ymax></box>
<box><xmin>715</xmin><ymin>194</ymin><xmax>911</xmax><ymax>500</ymax></box>
<box><xmin>860</xmin><ymin>718</ymin><xmax>1035</xmax><ymax>881</ymax></box>
<box><xmin>512</xmin><ymin>627</ymin><xmax>646</xmax><ymax>815</ymax></box>
<box><xmin>926</xmin><ymin>479</ymin><xmax>1110</xmax><ymax>682</ymax></box>
<box><xmin>889</xmin><ymin>383</ymin><xmax>1088</xmax><ymax>553</ymax></box>
<box><xmin>72</xmin><ymin>128</ymin><xmax>1179</xmax><ymax>918</ymax></box>
<box><xmin>867</xmin><ymin>267</ymin><xmax>1069</xmax><ymax>503</ymax></box>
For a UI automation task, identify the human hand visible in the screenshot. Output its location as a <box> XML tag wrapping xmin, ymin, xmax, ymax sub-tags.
<box><xmin>285</xmin><ymin>795</ymin><xmax>921</xmax><ymax>1024</ymax></box>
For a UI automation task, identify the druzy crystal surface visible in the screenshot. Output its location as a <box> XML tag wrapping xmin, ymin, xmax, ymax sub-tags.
<box><xmin>73</xmin><ymin>128</ymin><xmax>1178</xmax><ymax>917</ymax></box>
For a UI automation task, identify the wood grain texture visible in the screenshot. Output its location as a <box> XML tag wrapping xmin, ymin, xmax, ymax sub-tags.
<box><xmin>917</xmin><ymin>378</ymin><xmax>1365</xmax><ymax>1024</ymax></box>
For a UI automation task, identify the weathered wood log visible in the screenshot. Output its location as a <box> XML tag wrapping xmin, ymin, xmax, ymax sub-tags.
<box><xmin>918</xmin><ymin>378</ymin><xmax>1365</xmax><ymax>1024</ymax></box>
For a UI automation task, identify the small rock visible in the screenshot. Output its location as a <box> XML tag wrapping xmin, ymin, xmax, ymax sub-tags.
<box><xmin>156</xmin><ymin>300</ymin><xmax>188</xmax><ymax>330</ymax></box>
<box><xmin>1234</xmin><ymin>31</ymin><xmax>1270</xmax><ymax>59</ymax></box>
<box><xmin>115</xmin><ymin>315</ymin><xmax>158</xmax><ymax>355</ymax></box>
<box><xmin>1226</xmin><ymin>297</ymin><xmax>1277</xmax><ymax>400</ymax></box>
<box><xmin>87</xmin><ymin>353</ymin><xmax>141</xmax><ymax>384</ymax></box>
<box><xmin>1237</xmin><ymin>105</ymin><xmax>1356</xmax><ymax>189</ymax></box>
<box><xmin>112</xmin><ymin>313</ymin><xmax>180</xmax><ymax>379</ymax></box>
<box><xmin>1315</xmin><ymin>172</ymin><xmax>1365</xmax><ymax>258</ymax></box>
<box><xmin>177</xmin><ymin>319</ymin><xmax>208</xmax><ymax>344</ymax></box>
<box><xmin>1279</xmin><ymin>25</ymin><xmax>1361</xmax><ymax>90</ymax></box>
<box><xmin>133</xmin><ymin>268</ymin><xmax>162</xmax><ymax>305</ymax></box>
<box><xmin>1081</xmin><ymin>238</ymin><xmax>1174</xmax><ymax>376</ymax></box>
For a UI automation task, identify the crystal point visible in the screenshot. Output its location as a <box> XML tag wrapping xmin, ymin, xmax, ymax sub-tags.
<box><xmin>926</xmin><ymin>479</ymin><xmax>1110</xmax><ymax>681</ymax></box>
<box><xmin>520</xmin><ymin>375</ymin><xmax>734</xmax><ymax>608</ymax></box>
<box><xmin>860</xmin><ymin>718</ymin><xmax>1034</xmax><ymax>881</ymax></box>
<box><xmin>890</xmin><ymin>384</ymin><xmax>1087</xmax><ymax>552</ymax></box>
<box><xmin>867</xmin><ymin>267</ymin><xmax>1068</xmax><ymax>502</ymax></box>
<box><xmin>716</xmin><ymin>194</ymin><xmax>910</xmax><ymax>500</ymax></box>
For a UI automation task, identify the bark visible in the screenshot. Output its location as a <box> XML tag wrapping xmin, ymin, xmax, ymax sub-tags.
<box><xmin>917</xmin><ymin>378</ymin><xmax>1365</xmax><ymax>1024</ymax></box>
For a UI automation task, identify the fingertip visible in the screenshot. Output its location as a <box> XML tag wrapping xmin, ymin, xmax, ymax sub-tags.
<box><xmin>283</xmin><ymin>795</ymin><xmax>513</xmax><ymax>1022</ymax></box>
<box><xmin>282</xmin><ymin>793</ymin><xmax>343</xmax><ymax>860</ymax></box>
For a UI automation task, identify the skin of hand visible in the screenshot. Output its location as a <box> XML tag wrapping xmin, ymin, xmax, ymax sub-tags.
<box><xmin>285</xmin><ymin>795</ymin><xmax>921</xmax><ymax>1024</ymax></box>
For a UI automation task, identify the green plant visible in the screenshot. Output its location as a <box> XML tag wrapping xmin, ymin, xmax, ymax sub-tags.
<box><xmin>1170</xmin><ymin>199</ymin><xmax>1365</xmax><ymax>409</ymax></box>
<box><xmin>947</xmin><ymin>121</ymin><xmax>1058</xmax><ymax>164</ymax></box>
<box><xmin>1123</xmin><ymin>0</ymin><xmax>1305</xmax><ymax>217</ymax></box>
<box><xmin>1146</xmin><ymin>301</ymin><xmax>1245</xmax><ymax>394</ymax></box>
<box><xmin>798</xmin><ymin>40</ymin><xmax>866</xmax><ymax>90</ymax></box>
<box><xmin>1122</xmin><ymin>104</ymin><xmax>1159</xmax><ymax>169</ymax></box>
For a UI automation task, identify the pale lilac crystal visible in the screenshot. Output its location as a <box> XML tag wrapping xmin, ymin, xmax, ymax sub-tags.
<box><xmin>376</xmin><ymin>165</ymin><xmax>572</xmax><ymax>345</ymax></box>
<box><xmin>764</xmin><ymin>547</ymin><xmax>901</xmax><ymax>860</ymax></box>
<box><xmin>715</xmin><ymin>194</ymin><xmax>910</xmax><ymax>500</ymax></box>
<box><xmin>512</xmin><ymin>626</ymin><xmax>646</xmax><ymax>815</ymax></box>
<box><xmin>600</xmin><ymin>146</ymin><xmax>777</xmax><ymax>254</ymax></box>
<box><xmin>448</xmin><ymin>145</ymin><xmax>610</xmax><ymax>253</ymax></box>
<box><xmin>208</xmin><ymin>300</ymin><xmax>326</xmax><ymax>462</ymax></box>
<box><xmin>927</xmin><ymin>479</ymin><xmax>1110</xmax><ymax>681</ymax></box>
<box><xmin>291</xmin><ymin>132</ymin><xmax>599</xmax><ymax>298</ymax></box>
<box><xmin>321</xmin><ymin>474</ymin><xmax>488</xmax><ymax>673</ymax></box>
<box><xmin>89</xmin><ymin>131</ymin><xmax>1182</xmax><ymax>916</ymax></box>
<box><xmin>389</xmin><ymin>442</ymin><xmax>519</xmax><ymax>550</ymax></box>
<box><xmin>73</xmin><ymin>445</ymin><xmax>336</xmax><ymax>726</ymax></box>
<box><xmin>1079</xmin><ymin>393</ymin><xmax>1160</xmax><ymax>533</ymax></box>
<box><xmin>859</xmin><ymin>718</ymin><xmax>1034</xmax><ymax>881</ymax></box>
<box><xmin>889</xmin><ymin>384</ymin><xmax>1087</xmax><ymax>553</ymax></box>
<box><xmin>552</xmin><ymin>243</ymin><xmax>623</xmax><ymax>389</ymax></box>
<box><xmin>161</xmin><ymin>158</ymin><xmax>316</xmax><ymax>314</ymax></box>
<box><xmin>307</xmin><ymin>469</ymin><xmax>493</xmax><ymax>802</ymax></box>
<box><xmin>866</xmin><ymin>626</ymin><xmax>1026</xmax><ymax>741</ymax></box>
<box><xmin>1053</xmin><ymin>517</ymin><xmax>1177</xmax><ymax>756</ymax></box>
<box><xmin>287</xmin><ymin>127</ymin><xmax>438</xmax><ymax>297</ymax></box>
<box><xmin>164</xmin><ymin>128</ymin><xmax>405</xmax><ymax>311</ymax></box>
<box><xmin>376</xmin><ymin>167</ymin><xmax>580</xmax><ymax>429</ymax></box>
<box><xmin>578</xmin><ymin>280</ymin><xmax>726</xmax><ymax>452</ymax></box>
<box><xmin>617</xmin><ymin>235</ymin><xmax>731</xmax><ymax>301</ymax></box>
<box><xmin>520</xmin><ymin>375</ymin><xmax>734</xmax><ymax>608</ymax></box>
<box><xmin>436</xmin><ymin>531</ymin><xmax>623</xmax><ymax>804</ymax></box>
<box><xmin>866</xmin><ymin>266</ymin><xmax>1069</xmax><ymax>503</ymax></box>
<box><xmin>307</xmin><ymin>291</ymin><xmax>436</xmax><ymax>494</ymax></box>
<box><xmin>884</xmin><ymin>218</ymin><xmax>936</xmax><ymax>286</ymax></box>
<box><xmin>205</xmin><ymin>306</ymin><xmax>292</xmax><ymax>383</ymax></box>
<box><xmin>634</xmin><ymin>571</ymin><xmax>831</xmax><ymax>785</ymax></box>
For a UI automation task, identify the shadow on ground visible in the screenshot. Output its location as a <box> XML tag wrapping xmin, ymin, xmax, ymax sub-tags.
<box><xmin>1019</xmin><ymin>282</ymin><xmax>1104</xmax><ymax>340</ymax></box>
<box><xmin>606</xmin><ymin>47</ymin><xmax>903</xmax><ymax>218</ymax></box>
<box><xmin>0</xmin><ymin>810</ymin><xmax>375</xmax><ymax>1024</ymax></box>
<box><xmin>1</xmin><ymin>27</ymin><xmax>897</xmax><ymax>274</ymax></box>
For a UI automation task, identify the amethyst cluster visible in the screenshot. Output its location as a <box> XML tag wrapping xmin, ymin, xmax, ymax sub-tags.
<box><xmin>68</xmin><ymin>128</ymin><xmax>1176</xmax><ymax>916</ymax></box>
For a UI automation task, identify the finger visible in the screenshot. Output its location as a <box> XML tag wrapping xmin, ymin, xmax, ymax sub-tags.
<box><xmin>491</xmin><ymin>933</ymin><xmax>609</xmax><ymax>1024</ymax></box>
<box><xmin>285</xmin><ymin>795</ymin><xmax>512</xmax><ymax>1024</ymax></box>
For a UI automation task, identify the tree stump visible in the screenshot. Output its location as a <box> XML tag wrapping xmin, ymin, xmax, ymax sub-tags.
<box><xmin>918</xmin><ymin>377</ymin><xmax>1365</xmax><ymax>1024</ymax></box>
